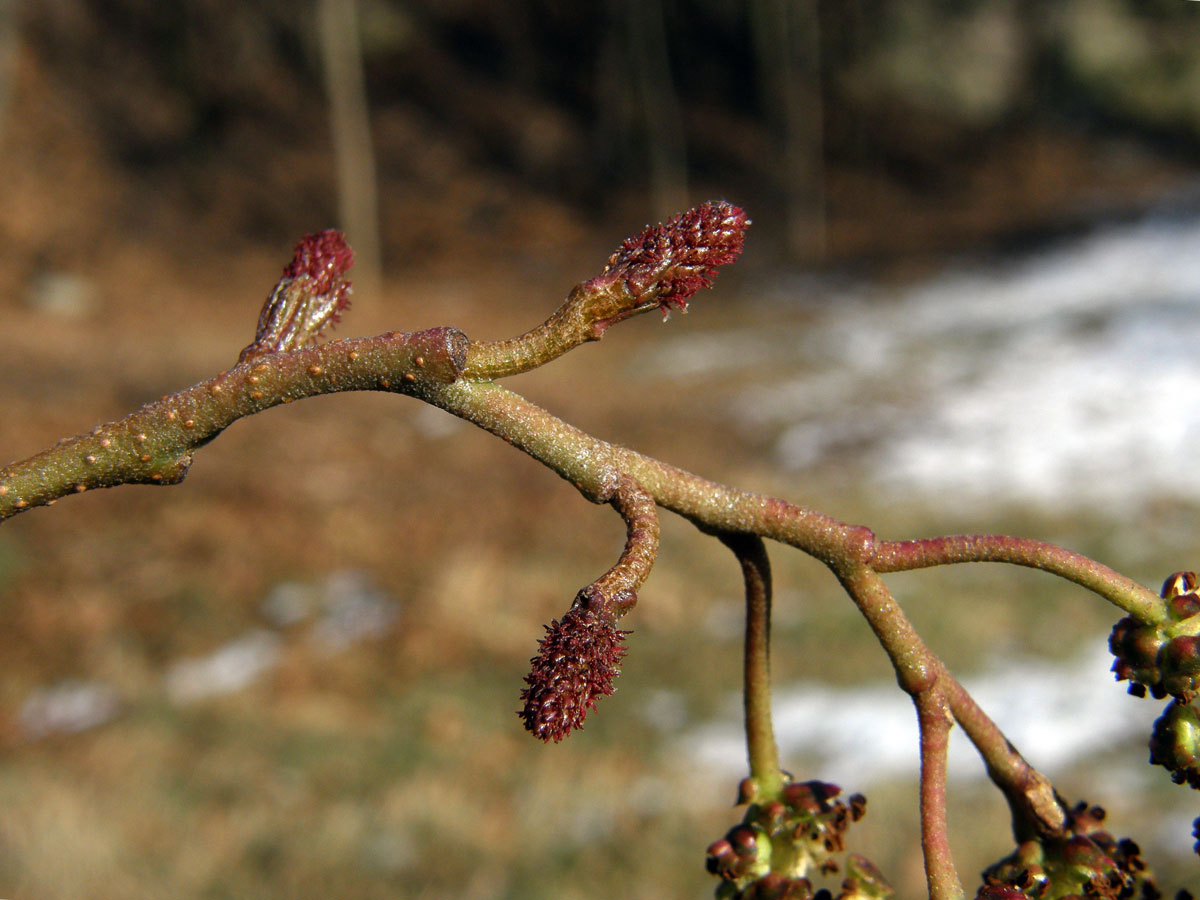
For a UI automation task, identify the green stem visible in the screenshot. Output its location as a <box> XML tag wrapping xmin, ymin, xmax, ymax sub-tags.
<box><xmin>719</xmin><ymin>533</ymin><xmax>782</xmax><ymax>799</ymax></box>
<box><xmin>831</xmin><ymin>566</ymin><xmax>937</xmax><ymax>695</ymax></box>
<box><xmin>463</xmin><ymin>281</ymin><xmax>653</xmax><ymax>380</ymax></box>
<box><xmin>418</xmin><ymin>379</ymin><xmax>873</xmax><ymax>567</ymax></box>
<box><xmin>941</xmin><ymin>671</ymin><xmax>1065</xmax><ymax>839</ymax></box>
<box><xmin>833</xmin><ymin>566</ymin><xmax>969</xmax><ymax>895</ymax></box>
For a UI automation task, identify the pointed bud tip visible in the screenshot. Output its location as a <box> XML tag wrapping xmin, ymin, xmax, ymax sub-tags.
<box><xmin>239</xmin><ymin>230</ymin><xmax>357</xmax><ymax>362</ymax></box>
<box><xmin>284</xmin><ymin>230</ymin><xmax>355</xmax><ymax>301</ymax></box>
<box><xmin>606</xmin><ymin>201</ymin><xmax>749</xmax><ymax>313</ymax></box>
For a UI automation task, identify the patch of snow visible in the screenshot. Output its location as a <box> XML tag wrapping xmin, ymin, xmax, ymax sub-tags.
<box><xmin>19</xmin><ymin>679</ymin><xmax>120</xmax><ymax>739</ymax></box>
<box><xmin>723</xmin><ymin>207</ymin><xmax>1200</xmax><ymax>510</ymax></box>
<box><xmin>309</xmin><ymin>570</ymin><xmax>399</xmax><ymax>653</ymax></box>
<box><xmin>681</xmin><ymin>641</ymin><xmax>1160</xmax><ymax>789</ymax></box>
<box><xmin>164</xmin><ymin>629</ymin><xmax>281</xmax><ymax>704</ymax></box>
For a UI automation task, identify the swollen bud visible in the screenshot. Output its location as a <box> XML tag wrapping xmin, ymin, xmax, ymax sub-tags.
<box><xmin>1110</xmin><ymin>570</ymin><xmax>1200</xmax><ymax>703</ymax></box>
<box><xmin>980</xmin><ymin>800</ymin><xmax>1158</xmax><ymax>899</ymax></box>
<box><xmin>1150</xmin><ymin>699</ymin><xmax>1200</xmax><ymax>789</ymax></box>
<box><xmin>239</xmin><ymin>230</ymin><xmax>354</xmax><ymax>363</ymax></box>
<box><xmin>706</xmin><ymin>778</ymin><xmax>881</xmax><ymax>899</ymax></box>
<box><xmin>706</xmin><ymin>824</ymin><xmax>772</xmax><ymax>884</ymax></box>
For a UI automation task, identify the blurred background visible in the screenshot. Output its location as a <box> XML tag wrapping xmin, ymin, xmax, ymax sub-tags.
<box><xmin>2</xmin><ymin>1</ymin><xmax>1200</xmax><ymax>897</ymax></box>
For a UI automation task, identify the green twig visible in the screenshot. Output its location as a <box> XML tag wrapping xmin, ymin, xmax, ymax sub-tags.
<box><xmin>719</xmin><ymin>533</ymin><xmax>782</xmax><ymax>799</ymax></box>
<box><xmin>941</xmin><ymin>672</ymin><xmax>1065</xmax><ymax>839</ymax></box>
<box><xmin>0</xmin><ymin>327</ymin><xmax>467</xmax><ymax>519</ymax></box>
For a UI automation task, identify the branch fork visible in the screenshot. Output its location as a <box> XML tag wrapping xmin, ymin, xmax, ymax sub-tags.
<box><xmin>0</xmin><ymin>203</ymin><xmax>1184</xmax><ymax>899</ymax></box>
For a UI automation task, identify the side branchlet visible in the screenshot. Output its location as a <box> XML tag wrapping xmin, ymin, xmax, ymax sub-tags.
<box><xmin>464</xmin><ymin>201</ymin><xmax>749</xmax><ymax>379</ymax></box>
<box><xmin>519</xmin><ymin>476</ymin><xmax>659</xmax><ymax>742</ymax></box>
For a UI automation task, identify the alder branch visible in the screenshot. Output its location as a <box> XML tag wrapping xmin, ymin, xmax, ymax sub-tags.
<box><xmin>0</xmin><ymin>204</ymin><xmax>1179</xmax><ymax>897</ymax></box>
<box><xmin>0</xmin><ymin>209</ymin><xmax>1155</xmax><ymax>760</ymax></box>
<box><xmin>0</xmin><ymin>209</ymin><xmax>1157</xmax><ymax>764</ymax></box>
<box><xmin>0</xmin><ymin>327</ymin><xmax>467</xmax><ymax>518</ymax></box>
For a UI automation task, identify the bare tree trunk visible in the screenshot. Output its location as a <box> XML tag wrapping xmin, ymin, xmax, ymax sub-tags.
<box><xmin>0</xmin><ymin>0</ymin><xmax>19</xmax><ymax>143</ymax></box>
<box><xmin>751</xmin><ymin>0</ymin><xmax>825</xmax><ymax>261</ymax></box>
<box><xmin>317</xmin><ymin>0</ymin><xmax>382</xmax><ymax>305</ymax></box>
<box><xmin>624</xmin><ymin>0</ymin><xmax>688</xmax><ymax>219</ymax></box>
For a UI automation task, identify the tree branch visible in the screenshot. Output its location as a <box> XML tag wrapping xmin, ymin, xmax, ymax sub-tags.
<box><xmin>873</xmin><ymin>534</ymin><xmax>1164</xmax><ymax>623</ymax></box>
<box><xmin>719</xmin><ymin>533</ymin><xmax>782</xmax><ymax>799</ymax></box>
<box><xmin>0</xmin><ymin>327</ymin><xmax>467</xmax><ymax>519</ymax></box>
<box><xmin>1</xmin><ymin>205</ymin><xmax>1176</xmax><ymax>896</ymax></box>
<box><xmin>915</xmin><ymin>688</ymin><xmax>965</xmax><ymax>900</ymax></box>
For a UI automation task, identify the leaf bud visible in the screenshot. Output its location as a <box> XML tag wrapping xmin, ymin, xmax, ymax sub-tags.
<box><xmin>1110</xmin><ymin>570</ymin><xmax>1200</xmax><ymax>703</ymax></box>
<box><xmin>1150</xmin><ymin>698</ymin><xmax>1200</xmax><ymax>788</ymax></box>
<box><xmin>240</xmin><ymin>230</ymin><xmax>354</xmax><ymax>363</ymax></box>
